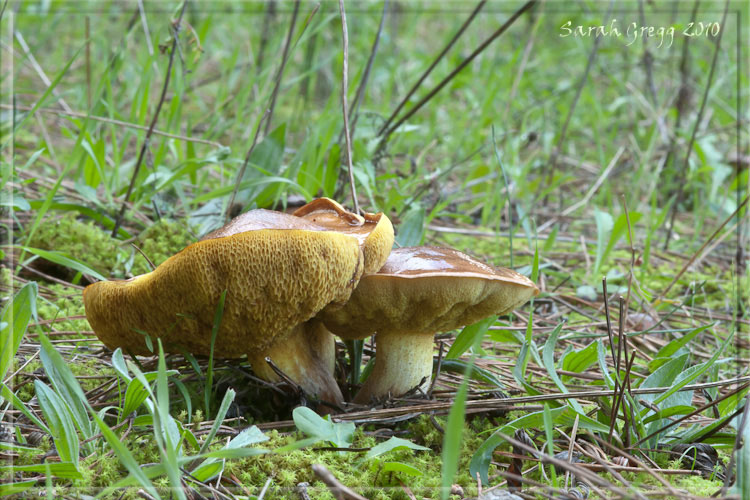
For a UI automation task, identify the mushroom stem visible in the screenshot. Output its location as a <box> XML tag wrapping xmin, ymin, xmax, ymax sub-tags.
<box><xmin>353</xmin><ymin>331</ymin><xmax>434</xmax><ymax>404</ymax></box>
<box><xmin>248</xmin><ymin>322</ymin><xmax>343</xmax><ymax>406</ymax></box>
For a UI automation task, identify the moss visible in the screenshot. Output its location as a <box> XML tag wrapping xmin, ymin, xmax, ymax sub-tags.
<box><xmin>37</xmin><ymin>283</ymin><xmax>89</xmax><ymax>334</ymax></box>
<box><xmin>27</xmin><ymin>214</ymin><xmax>122</xmax><ymax>277</ymax></box>
<box><xmin>219</xmin><ymin>416</ymin><xmax>495</xmax><ymax>499</ymax></box>
<box><xmin>672</xmin><ymin>474</ymin><xmax>724</xmax><ymax>496</ymax></box>
<box><xmin>0</xmin><ymin>265</ymin><xmax>11</xmax><ymax>288</ymax></box>
<box><xmin>25</xmin><ymin>214</ymin><xmax>193</xmax><ymax>280</ymax></box>
<box><xmin>130</xmin><ymin>220</ymin><xmax>193</xmax><ymax>276</ymax></box>
<box><xmin>13</xmin><ymin>359</ymin><xmax>41</xmax><ymax>402</ymax></box>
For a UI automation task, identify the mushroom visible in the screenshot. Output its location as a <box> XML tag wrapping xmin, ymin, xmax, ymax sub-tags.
<box><xmin>317</xmin><ymin>246</ymin><xmax>539</xmax><ymax>403</ymax></box>
<box><xmin>83</xmin><ymin>199</ymin><xmax>394</xmax><ymax>406</ymax></box>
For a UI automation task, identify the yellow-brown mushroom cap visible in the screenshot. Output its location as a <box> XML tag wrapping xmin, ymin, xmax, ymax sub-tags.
<box><xmin>319</xmin><ymin>246</ymin><xmax>539</xmax><ymax>340</ymax></box>
<box><xmin>293</xmin><ymin>197</ymin><xmax>394</xmax><ymax>275</ymax></box>
<box><xmin>84</xmin><ymin>221</ymin><xmax>363</xmax><ymax>356</ymax></box>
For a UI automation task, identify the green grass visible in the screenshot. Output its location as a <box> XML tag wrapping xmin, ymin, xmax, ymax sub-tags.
<box><xmin>2</xmin><ymin>0</ymin><xmax>748</xmax><ymax>498</ymax></box>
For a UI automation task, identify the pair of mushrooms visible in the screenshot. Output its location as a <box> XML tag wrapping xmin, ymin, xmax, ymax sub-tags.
<box><xmin>84</xmin><ymin>198</ymin><xmax>538</xmax><ymax>408</ymax></box>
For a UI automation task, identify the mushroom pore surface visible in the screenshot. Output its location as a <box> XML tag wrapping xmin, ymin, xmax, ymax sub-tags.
<box><xmin>84</xmin><ymin>222</ymin><xmax>363</xmax><ymax>357</ymax></box>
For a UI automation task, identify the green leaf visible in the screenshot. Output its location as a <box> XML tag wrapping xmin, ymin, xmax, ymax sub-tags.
<box><xmin>652</xmin><ymin>334</ymin><xmax>734</xmax><ymax>410</ymax></box>
<box><xmin>191</xmin><ymin>426</ymin><xmax>268</xmax><ymax>481</ymax></box>
<box><xmin>595</xmin><ymin>340</ymin><xmax>615</xmax><ymax>389</ymax></box>
<box><xmin>600</xmin><ymin>212</ymin><xmax>642</xmax><ymax>273</ymax></box>
<box><xmin>205</xmin><ymin>289</ymin><xmax>227</xmax><ymax>415</ymax></box>
<box><xmin>396</xmin><ymin>203</ymin><xmax>425</xmax><ymax>247</ymax></box>
<box><xmin>0</xmin><ymin>479</ymin><xmax>36</xmax><ymax>496</ymax></box>
<box><xmin>111</xmin><ymin>349</ymin><xmax>130</xmax><ymax>381</ymax></box>
<box><xmin>381</xmin><ymin>461</ymin><xmax>423</xmax><ymax>476</ymax></box>
<box><xmin>153</xmin><ymin>340</ymin><xmax>186</xmax><ymax>500</ymax></box>
<box><xmin>292</xmin><ymin>406</ymin><xmax>355</xmax><ymax>448</ymax></box>
<box><xmin>643</xmin><ymin>405</ymin><xmax>695</xmax><ymax>424</ymax></box>
<box><xmin>121</xmin><ymin>370</ymin><xmax>177</xmax><ymax>420</ymax></box>
<box><xmin>91</xmin><ymin>410</ymin><xmax>160</xmax><ymax>499</ymax></box>
<box><xmin>364</xmin><ymin>437</ymin><xmax>430</xmax><ymax>461</ymax></box>
<box><xmin>1</xmin><ymin>282</ymin><xmax>37</xmax><ymax>382</ymax></box>
<box><xmin>543</xmin><ymin>404</ymin><xmax>558</xmax><ymax>487</ymax></box>
<box><xmin>7</xmin><ymin>45</ymin><xmax>82</xmax><ymax>142</ymax></box>
<box><xmin>38</xmin><ymin>333</ymin><xmax>95</xmax><ymax>441</ymax></box>
<box><xmin>438</xmin><ymin>359</ymin><xmax>506</xmax><ymax>389</ymax></box>
<box><xmin>239</xmin><ymin>123</ymin><xmax>287</xmax><ymax>207</ymax></box>
<box><xmin>470</xmin><ymin>407</ymin><xmax>567</xmax><ymax>485</ymax></box>
<box><xmin>18</xmin><ymin>246</ymin><xmax>107</xmax><ymax>281</ymax></box>
<box><xmin>652</xmin><ymin>325</ymin><xmax>712</xmax><ymax>366</ymax></box>
<box><xmin>192</xmin><ymin>176</ymin><xmax>312</xmax><ymax>205</ymax></box>
<box><xmin>0</xmin><ymin>383</ymin><xmax>50</xmax><ymax>433</ymax></box>
<box><xmin>446</xmin><ymin>316</ymin><xmax>496</xmax><ymax>360</ymax></box>
<box><xmin>34</xmin><ymin>381</ymin><xmax>80</xmax><ymax>468</ymax></box>
<box><xmin>561</xmin><ymin>342</ymin><xmax>598</xmax><ymax>374</ymax></box>
<box><xmin>542</xmin><ymin>323</ymin><xmax>584</xmax><ymax>414</ymax></box>
<box><xmin>0</xmin><ymin>192</ymin><xmax>31</xmax><ymax>210</ymax></box>
<box><xmin>733</xmin><ymin>397</ymin><xmax>750</xmax><ymax>498</ymax></box>
<box><xmin>637</xmin><ymin>354</ymin><xmax>689</xmax><ymax>411</ymax></box>
<box><xmin>0</xmin><ymin>462</ymin><xmax>83</xmax><ymax>479</ymax></box>
<box><xmin>198</xmin><ymin>388</ymin><xmax>236</xmax><ymax>456</ymax></box>
<box><xmin>440</xmin><ymin>324</ymin><xmax>485</xmax><ymax>499</ymax></box>
<box><xmin>530</xmin><ymin>236</ymin><xmax>539</xmax><ymax>283</ymax></box>
<box><xmin>512</xmin><ymin>342</ymin><xmax>540</xmax><ymax>395</ymax></box>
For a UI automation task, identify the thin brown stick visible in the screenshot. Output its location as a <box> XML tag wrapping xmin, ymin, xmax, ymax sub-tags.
<box><xmin>348</xmin><ymin>0</ymin><xmax>388</xmax><ymax>136</ymax></box>
<box><xmin>637</xmin><ymin>0</ymin><xmax>658</xmax><ymax>106</ymax></box>
<box><xmin>311</xmin><ymin>464</ymin><xmax>368</xmax><ymax>500</ymax></box>
<box><xmin>663</xmin><ymin>0</ymin><xmax>730</xmax><ymax>249</ymax></box>
<box><xmin>111</xmin><ymin>1</ymin><xmax>188</xmax><ymax>237</ymax></box>
<box><xmin>501</xmin><ymin>8</ymin><xmax>539</xmax><ymax>126</ymax></box>
<box><xmin>0</xmin><ymin>104</ymin><xmax>222</xmax><ymax>147</ymax></box>
<box><xmin>427</xmin><ymin>341</ymin><xmax>445</xmax><ymax>398</ymax></box>
<box><xmin>494</xmin><ymin>431</ymin><xmax>641</xmax><ymax>499</ymax></box>
<box><xmin>720</xmin><ymin>392</ymin><xmax>750</xmax><ymax>495</ymax></box>
<box><xmin>379</xmin><ymin>0</ymin><xmax>536</xmax><ymax>143</ymax></box>
<box><xmin>661</xmin><ymin>0</ymin><xmax>700</xmax><ymax>225</ymax></box>
<box><xmin>543</xmin><ymin>0</ymin><xmax>614</xmax><ymax>203</ymax></box>
<box><xmin>265</xmin><ymin>0</ymin><xmax>300</xmax><ymax>136</ymax></box>
<box><xmin>256</xmin><ymin>1</ymin><xmax>276</xmax><ymax>72</ymax></box>
<box><xmin>225</xmin><ymin>109</ymin><xmax>270</xmax><ymax>221</ymax></box>
<box><xmin>338</xmin><ymin>0</ymin><xmax>359</xmax><ymax>215</ymax></box>
<box><xmin>622</xmin><ymin>195</ymin><xmax>636</xmax><ymax>326</ymax></box>
<box><xmin>377</xmin><ymin>0</ymin><xmax>486</xmax><ymax>137</ymax></box>
<box><xmin>130</xmin><ymin>243</ymin><xmax>155</xmax><ymax>271</ymax></box>
<box><xmin>586</xmin><ymin>431</ymin><xmax>680</xmax><ymax>496</ymax></box>
<box><xmin>634</xmin><ymin>382</ymin><xmax>750</xmax><ymax>448</ymax></box>
<box><xmin>264</xmin><ymin>357</ymin><xmax>302</xmax><ymax>394</ymax></box>
<box><xmin>659</xmin><ymin>194</ymin><xmax>749</xmax><ymax>299</ymax></box>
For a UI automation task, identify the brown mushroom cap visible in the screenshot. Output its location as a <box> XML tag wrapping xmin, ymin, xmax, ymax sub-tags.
<box><xmin>319</xmin><ymin>246</ymin><xmax>539</xmax><ymax>339</ymax></box>
<box><xmin>83</xmin><ymin>200</ymin><xmax>394</xmax><ymax>406</ymax></box>
<box><xmin>317</xmin><ymin>246</ymin><xmax>539</xmax><ymax>403</ymax></box>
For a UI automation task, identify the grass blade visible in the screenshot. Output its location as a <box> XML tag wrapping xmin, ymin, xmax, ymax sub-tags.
<box><xmin>34</xmin><ymin>381</ymin><xmax>79</xmax><ymax>468</ymax></box>
<box><xmin>205</xmin><ymin>289</ymin><xmax>227</xmax><ymax>415</ymax></box>
<box><xmin>18</xmin><ymin>246</ymin><xmax>108</xmax><ymax>282</ymax></box>
<box><xmin>440</xmin><ymin>322</ymin><xmax>486</xmax><ymax>499</ymax></box>
<box><xmin>1</xmin><ymin>282</ymin><xmax>37</xmax><ymax>383</ymax></box>
<box><xmin>91</xmin><ymin>410</ymin><xmax>160</xmax><ymax>499</ymax></box>
<box><xmin>37</xmin><ymin>333</ymin><xmax>95</xmax><ymax>441</ymax></box>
